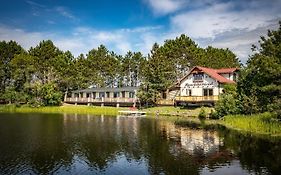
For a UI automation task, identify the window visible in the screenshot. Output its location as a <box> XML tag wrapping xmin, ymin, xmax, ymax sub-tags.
<box><xmin>114</xmin><ymin>92</ymin><xmax>119</xmax><ymax>98</ymax></box>
<box><xmin>129</xmin><ymin>92</ymin><xmax>135</xmax><ymax>98</ymax></box>
<box><xmin>92</xmin><ymin>92</ymin><xmax>96</xmax><ymax>99</ymax></box>
<box><xmin>86</xmin><ymin>93</ymin><xmax>91</xmax><ymax>98</ymax></box>
<box><xmin>106</xmin><ymin>92</ymin><xmax>110</xmax><ymax>98</ymax></box>
<box><xmin>80</xmin><ymin>93</ymin><xmax>83</xmax><ymax>98</ymax></box>
<box><xmin>203</xmin><ymin>89</ymin><xmax>213</xmax><ymax>96</ymax></box>
<box><xmin>122</xmin><ymin>91</ymin><xmax>126</xmax><ymax>98</ymax></box>
<box><xmin>193</xmin><ymin>73</ymin><xmax>204</xmax><ymax>81</ymax></box>
<box><xmin>186</xmin><ymin>89</ymin><xmax>192</xmax><ymax>96</ymax></box>
<box><xmin>99</xmin><ymin>92</ymin><xmax>105</xmax><ymax>98</ymax></box>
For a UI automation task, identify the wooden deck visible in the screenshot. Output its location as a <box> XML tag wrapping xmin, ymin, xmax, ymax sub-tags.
<box><xmin>118</xmin><ymin>110</ymin><xmax>146</xmax><ymax>116</ymax></box>
<box><xmin>175</xmin><ymin>96</ymin><xmax>219</xmax><ymax>102</ymax></box>
<box><xmin>64</xmin><ymin>97</ymin><xmax>137</xmax><ymax>107</ymax></box>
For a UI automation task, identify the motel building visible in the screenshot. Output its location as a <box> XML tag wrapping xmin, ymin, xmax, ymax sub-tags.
<box><xmin>165</xmin><ymin>66</ymin><xmax>239</xmax><ymax>106</ymax></box>
<box><xmin>64</xmin><ymin>87</ymin><xmax>138</xmax><ymax>107</ymax></box>
<box><xmin>64</xmin><ymin>66</ymin><xmax>239</xmax><ymax>107</ymax></box>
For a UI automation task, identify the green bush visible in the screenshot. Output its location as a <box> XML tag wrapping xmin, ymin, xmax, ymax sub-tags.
<box><xmin>198</xmin><ymin>107</ymin><xmax>207</xmax><ymax>119</ymax></box>
<box><xmin>215</xmin><ymin>93</ymin><xmax>240</xmax><ymax>118</ymax></box>
<box><xmin>209</xmin><ymin>109</ymin><xmax>219</xmax><ymax>119</ymax></box>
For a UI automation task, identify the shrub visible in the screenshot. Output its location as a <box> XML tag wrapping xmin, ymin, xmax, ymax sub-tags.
<box><xmin>209</xmin><ymin>109</ymin><xmax>219</xmax><ymax>119</ymax></box>
<box><xmin>215</xmin><ymin>93</ymin><xmax>240</xmax><ymax>118</ymax></box>
<box><xmin>198</xmin><ymin>107</ymin><xmax>207</xmax><ymax>119</ymax></box>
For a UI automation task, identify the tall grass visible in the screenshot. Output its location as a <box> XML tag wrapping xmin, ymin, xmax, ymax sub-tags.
<box><xmin>0</xmin><ymin>105</ymin><xmax>126</xmax><ymax>116</ymax></box>
<box><xmin>223</xmin><ymin>112</ymin><xmax>281</xmax><ymax>136</ymax></box>
<box><xmin>144</xmin><ymin>106</ymin><xmax>213</xmax><ymax>117</ymax></box>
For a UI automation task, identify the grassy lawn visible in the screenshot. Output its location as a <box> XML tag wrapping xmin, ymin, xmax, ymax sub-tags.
<box><xmin>143</xmin><ymin>106</ymin><xmax>213</xmax><ymax>117</ymax></box>
<box><xmin>0</xmin><ymin>104</ymin><xmax>127</xmax><ymax>116</ymax></box>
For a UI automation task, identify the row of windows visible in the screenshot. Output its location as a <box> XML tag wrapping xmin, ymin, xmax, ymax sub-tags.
<box><xmin>185</xmin><ymin>89</ymin><xmax>213</xmax><ymax>96</ymax></box>
<box><xmin>75</xmin><ymin>92</ymin><xmax>135</xmax><ymax>98</ymax></box>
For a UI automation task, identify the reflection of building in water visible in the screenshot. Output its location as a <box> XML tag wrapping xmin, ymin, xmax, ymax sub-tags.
<box><xmin>159</xmin><ymin>121</ymin><xmax>223</xmax><ymax>155</ymax></box>
<box><xmin>180</xmin><ymin>129</ymin><xmax>223</xmax><ymax>155</ymax></box>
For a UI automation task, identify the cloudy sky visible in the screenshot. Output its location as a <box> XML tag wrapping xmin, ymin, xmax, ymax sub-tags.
<box><xmin>0</xmin><ymin>0</ymin><xmax>280</xmax><ymax>63</ymax></box>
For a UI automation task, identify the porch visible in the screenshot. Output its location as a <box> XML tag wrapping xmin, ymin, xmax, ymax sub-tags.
<box><xmin>64</xmin><ymin>97</ymin><xmax>137</xmax><ymax>107</ymax></box>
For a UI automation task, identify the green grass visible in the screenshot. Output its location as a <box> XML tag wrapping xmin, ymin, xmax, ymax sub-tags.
<box><xmin>0</xmin><ymin>104</ymin><xmax>127</xmax><ymax>116</ymax></box>
<box><xmin>222</xmin><ymin>112</ymin><xmax>281</xmax><ymax>136</ymax></box>
<box><xmin>143</xmin><ymin>106</ymin><xmax>213</xmax><ymax>117</ymax></box>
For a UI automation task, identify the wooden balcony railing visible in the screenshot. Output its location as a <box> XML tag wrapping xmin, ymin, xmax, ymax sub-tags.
<box><xmin>65</xmin><ymin>97</ymin><xmax>136</xmax><ymax>103</ymax></box>
<box><xmin>157</xmin><ymin>99</ymin><xmax>174</xmax><ymax>105</ymax></box>
<box><xmin>175</xmin><ymin>96</ymin><xmax>219</xmax><ymax>102</ymax></box>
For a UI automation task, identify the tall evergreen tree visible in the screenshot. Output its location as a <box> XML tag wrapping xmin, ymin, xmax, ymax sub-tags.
<box><xmin>238</xmin><ymin>21</ymin><xmax>281</xmax><ymax>114</ymax></box>
<box><xmin>0</xmin><ymin>41</ymin><xmax>23</xmax><ymax>92</ymax></box>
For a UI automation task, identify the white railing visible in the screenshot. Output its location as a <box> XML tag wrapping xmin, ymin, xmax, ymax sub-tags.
<box><xmin>65</xmin><ymin>97</ymin><xmax>135</xmax><ymax>103</ymax></box>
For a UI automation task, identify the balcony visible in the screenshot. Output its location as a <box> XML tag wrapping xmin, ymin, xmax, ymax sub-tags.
<box><xmin>65</xmin><ymin>97</ymin><xmax>136</xmax><ymax>103</ymax></box>
<box><xmin>175</xmin><ymin>96</ymin><xmax>219</xmax><ymax>102</ymax></box>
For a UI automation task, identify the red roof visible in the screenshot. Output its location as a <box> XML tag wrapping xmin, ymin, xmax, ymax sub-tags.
<box><xmin>215</xmin><ymin>68</ymin><xmax>239</xmax><ymax>74</ymax></box>
<box><xmin>179</xmin><ymin>66</ymin><xmax>239</xmax><ymax>84</ymax></box>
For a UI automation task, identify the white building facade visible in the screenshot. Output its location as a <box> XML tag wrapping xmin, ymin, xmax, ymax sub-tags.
<box><xmin>169</xmin><ymin>66</ymin><xmax>239</xmax><ymax>106</ymax></box>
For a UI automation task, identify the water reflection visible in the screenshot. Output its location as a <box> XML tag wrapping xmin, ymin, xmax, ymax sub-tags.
<box><xmin>0</xmin><ymin>113</ymin><xmax>280</xmax><ymax>175</ymax></box>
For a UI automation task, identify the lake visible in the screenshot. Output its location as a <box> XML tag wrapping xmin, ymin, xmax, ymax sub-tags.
<box><xmin>0</xmin><ymin>113</ymin><xmax>280</xmax><ymax>175</ymax></box>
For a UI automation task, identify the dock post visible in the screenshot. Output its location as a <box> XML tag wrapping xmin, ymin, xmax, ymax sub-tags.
<box><xmin>133</xmin><ymin>99</ymin><xmax>136</xmax><ymax>108</ymax></box>
<box><xmin>75</xmin><ymin>97</ymin><xmax>78</xmax><ymax>105</ymax></box>
<box><xmin>101</xmin><ymin>97</ymin><xmax>104</xmax><ymax>107</ymax></box>
<box><xmin>116</xmin><ymin>98</ymin><xmax>120</xmax><ymax>108</ymax></box>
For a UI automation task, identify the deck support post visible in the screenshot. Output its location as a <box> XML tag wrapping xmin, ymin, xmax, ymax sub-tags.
<box><xmin>116</xmin><ymin>98</ymin><xmax>120</xmax><ymax>108</ymax></box>
<box><xmin>101</xmin><ymin>97</ymin><xmax>104</xmax><ymax>107</ymax></box>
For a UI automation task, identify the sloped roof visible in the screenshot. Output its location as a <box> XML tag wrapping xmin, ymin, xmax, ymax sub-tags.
<box><xmin>215</xmin><ymin>68</ymin><xmax>239</xmax><ymax>74</ymax></box>
<box><xmin>179</xmin><ymin>66</ymin><xmax>238</xmax><ymax>84</ymax></box>
<box><xmin>72</xmin><ymin>86</ymin><xmax>139</xmax><ymax>93</ymax></box>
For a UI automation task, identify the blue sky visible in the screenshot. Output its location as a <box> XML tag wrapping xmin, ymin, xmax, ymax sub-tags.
<box><xmin>0</xmin><ymin>0</ymin><xmax>280</xmax><ymax>63</ymax></box>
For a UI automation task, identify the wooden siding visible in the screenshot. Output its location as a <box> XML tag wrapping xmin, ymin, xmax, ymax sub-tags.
<box><xmin>65</xmin><ymin>97</ymin><xmax>136</xmax><ymax>103</ymax></box>
<box><xmin>175</xmin><ymin>96</ymin><xmax>219</xmax><ymax>102</ymax></box>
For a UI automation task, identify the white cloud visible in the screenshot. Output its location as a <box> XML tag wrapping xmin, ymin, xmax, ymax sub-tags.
<box><xmin>0</xmin><ymin>26</ymin><xmax>47</xmax><ymax>49</ymax></box>
<box><xmin>55</xmin><ymin>6</ymin><xmax>78</xmax><ymax>21</ymax></box>
<box><xmin>145</xmin><ymin>0</ymin><xmax>187</xmax><ymax>15</ymax></box>
<box><xmin>0</xmin><ymin>24</ymin><xmax>163</xmax><ymax>57</ymax></box>
<box><xmin>171</xmin><ymin>2</ymin><xmax>279</xmax><ymax>39</ymax></box>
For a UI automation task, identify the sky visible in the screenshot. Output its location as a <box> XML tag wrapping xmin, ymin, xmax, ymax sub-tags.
<box><xmin>0</xmin><ymin>0</ymin><xmax>280</xmax><ymax>63</ymax></box>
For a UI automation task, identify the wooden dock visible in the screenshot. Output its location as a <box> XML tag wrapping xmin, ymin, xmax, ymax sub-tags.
<box><xmin>118</xmin><ymin>110</ymin><xmax>146</xmax><ymax>117</ymax></box>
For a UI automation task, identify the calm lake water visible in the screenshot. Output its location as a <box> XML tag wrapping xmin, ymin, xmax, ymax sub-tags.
<box><xmin>0</xmin><ymin>113</ymin><xmax>280</xmax><ymax>175</ymax></box>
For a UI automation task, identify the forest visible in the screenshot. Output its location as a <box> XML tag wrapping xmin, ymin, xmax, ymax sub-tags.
<box><xmin>0</xmin><ymin>21</ymin><xmax>280</xmax><ymax>118</ymax></box>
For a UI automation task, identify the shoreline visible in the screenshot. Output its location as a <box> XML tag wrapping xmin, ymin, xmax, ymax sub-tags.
<box><xmin>0</xmin><ymin>105</ymin><xmax>280</xmax><ymax>137</ymax></box>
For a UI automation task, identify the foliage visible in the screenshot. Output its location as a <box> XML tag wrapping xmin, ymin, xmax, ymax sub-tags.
<box><xmin>214</xmin><ymin>84</ymin><xmax>240</xmax><ymax>118</ymax></box>
<box><xmin>237</xmin><ymin>21</ymin><xmax>281</xmax><ymax>114</ymax></box>
<box><xmin>1</xmin><ymin>87</ymin><xmax>28</xmax><ymax>104</ymax></box>
<box><xmin>198</xmin><ymin>107</ymin><xmax>207</xmax><ymax>119</ymax></box>
<box><xmin>197</xmin><ymin>46</ymin><xmax>241</xmax><ymax>69</ymax></box>
<box><xmin>0</xmin><ymin>41</ymin><xmax>23</xmax><ymax>93</ymax></box>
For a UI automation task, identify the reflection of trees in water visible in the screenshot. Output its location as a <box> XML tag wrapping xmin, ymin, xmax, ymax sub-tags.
<box><xmin>0</xmin><ymin>114</ymin><xmax>280</xmax><ymax>174</ymax></box>
<box><xmin>0</xmin><ymin>114</ymin><xmax>73</xmax><ymax>174</ymax></box>
<box><xmin>219</xmin><ymin>128</ymin><xmax>281</xmax><ymax>175</ymax></box>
